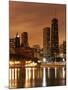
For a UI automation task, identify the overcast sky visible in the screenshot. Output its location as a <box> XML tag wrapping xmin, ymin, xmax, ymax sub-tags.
<box><xmin>9</xmin><ymin>1</ymin><xmax>66</xmax><ymax>48</ymax></box>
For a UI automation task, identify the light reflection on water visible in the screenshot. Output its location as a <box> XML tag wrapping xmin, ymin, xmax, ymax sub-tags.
<box><xmin>55</xmin><ymin>67</ymin><xmax>57</xmax><ymax>79</ymax></box>
<box><xmin>62</xmin><ymin>67</ymin><xmax>65</xmax><ymax>78</ymax></box>
<box><xmin>42</xmin><ymin>67</ymin><xmax>46</xmax><ymax>87</ymax></box>
<box><xmin>9</xmin><ymin>66</ymin><xmax>66</xmax><ymax>88</ymax></box>
<box><xmin>25</xmin><ymin>68</ymin><xmax>30</xmax><ymax>87</ymax></box>
<box><xmin>48</xmin><ymin>67</ymin><xmax>50</xmax><ymax>79</ymax></box>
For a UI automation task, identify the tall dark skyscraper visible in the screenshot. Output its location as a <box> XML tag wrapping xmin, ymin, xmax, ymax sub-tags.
<box><xmin>43</xmin><ymin>27</ymin><xmax>50</xmax><ymax>58</ymax></box>
<box><xmin>50</xmin><ymin>18</ymin><xmax>59</xmax><ymax>57</ymax></box>
<box><xmin>15</xmin><ymin>32</ymin><xmax>20</xmax><ymax>48</ymax></box>
<box><xmin>21</xmin><ymin>32</ymin><xmax>29</xmax><ymax>47</ymax></box>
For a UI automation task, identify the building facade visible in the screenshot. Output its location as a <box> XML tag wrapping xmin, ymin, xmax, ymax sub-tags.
<box><xmin>10</xmin><ymin>38</ymin><xmax>15</xmax><ymax>48</ymax></box>
<box><xmin>21</xmin><ymin>32</ymin><xmax>29</xmax><ymax>47</ymax></box>
<box><xmin>15</xmin><ymin>32</ymin><xmax>20</xmax><ymax>48</ymax></box>
<box><xmin>33</xmin><ymin>44</ymin><xmax>40</xmax><ymax>59</ymax></box>
<box><xmin>50</xmin><ymin>18</ymin><xmax>59</xmax><ymax>58</ymax></box>
<box><xmin>63</xmin><ymin>41</ymin><xmax>66</xmax><ymax>55</ymax></box>
<box><xmin>43</xmin><ymin>27</ymin><xmax>50</xmax><ymax>59</ymax></box>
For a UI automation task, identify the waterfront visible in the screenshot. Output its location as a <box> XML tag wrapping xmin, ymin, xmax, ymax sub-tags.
<box><xmin>9</xmin><ymin>2</ymin><xmax>66</xmax><ymax>88</ymax></box>
<box><xmin>9</xmin><ymin>61</ymin><xmax>66</xmax><ymax>89</ymax></box>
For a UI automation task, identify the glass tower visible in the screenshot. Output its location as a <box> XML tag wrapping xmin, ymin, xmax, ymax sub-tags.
<box><xmin>50</xmin><ymin>18</ymin><xmax>59</xmax><ymax>58</ymax></box>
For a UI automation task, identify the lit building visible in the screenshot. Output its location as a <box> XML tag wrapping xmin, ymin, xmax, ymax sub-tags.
<box><xmin>15</xmin><ymin>32</ymin><xmax>20</xmax><ymax>48</ymax></box>
<box><xmin>33</xmin><ymin>44</ymin><xmax>40</xmax><ymax>59</ymax></box>
<box><xmin>50</xmin><ymin>18</ymin><xmax>59</xmax><ymax>58</ymax></box>
<box><xmin>21</xmin><ymin>32</ymin><xmax>29</xmax><ymax>47</ymax></box>
<box><xmin>43</xmin><ymin>27</ymin><xmax>50</xmax><ymax>59</ymax></box>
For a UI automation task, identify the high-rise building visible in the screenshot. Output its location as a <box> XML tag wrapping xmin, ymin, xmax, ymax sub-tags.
<box><xmin>33</xmin><ymin>44</ymin><xmax>40</xmax><ymax>59</ymax></box>
<box><xmin>21</xmin><ymin>32</ymin><xmax>29</xmax><ymax>47</ymax></box>
<box><xmin>10</xmin><ymin>38</ymin><xmax>15</xmax><ymax>48</ymax></box>
<box><xmin>59</xmin><ymin>41</ymin><xmax>66</xmax><ymax>57</ymax></box>
<box><xmin>63</xmin><ymin>41</ymin><xmax>66</xmax><ymax>55</ymax></box>
<box><xmin>50</xmin><ymin>18</ymin><xmax>59</xmax><ymax>58</ymax></box>
<box><xmin>43</xmin><ymin>27</ymin><xmax>50</xmax><ymax>58</ymax></box>
<box><xmin>59</xmin><ymin>43</ymin><xmax>63</xmax><ymax>54</ymax></box>
<box><xmin>15</xmin><ymin>32</ymin><xmax>20</xmax><ymax>48</ymax></box>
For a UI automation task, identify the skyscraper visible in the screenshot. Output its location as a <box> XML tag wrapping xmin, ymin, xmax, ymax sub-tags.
<box><xmin>15</xmin><ymin>32</ymin><xmax>20</xmax><ymax>48</ymax></box>
<box><xmin>10</xmin><ymin>38</ymin><xmax>15</xmax><ymax>48</ymax></box>
<box><xmin>50</xmin><ymin>18</ymin><xmax>59</xmax><ymax>58</ymax></box>
<box><xmin>21</xmin><ymin>32</ymin><xmax>29</xmax><ymax>47</ymax></box>
<box><xmin>43</xmin><ymin>27</ymin><xmax>50</xmax><ymax>58</ymax></box>
<box><xmin>63</xmin><ymin>41</ymin><xmax>66</xmax><ymax>55</ymax></box>
<box><xmin>33</xmin><ymin>44</ymin><xmax>40</xmax><ymax>59</ymax></box>
<box><xmin>59</xmin><ymin>41</ymin><xmax>66</xmax><ymax>57</ymax></box>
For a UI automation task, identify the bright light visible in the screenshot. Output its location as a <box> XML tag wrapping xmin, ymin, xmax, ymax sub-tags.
<box><xmin>9</xmin><ymin>61</ymin><xmax>20</xmax><ymax>65</ymax></box>
<box><xmin>9</xmin><ymin>61</ymin><xmax>14</xmax><ymax>65</ymax></box>
<box><xmin>25</xmin><ymin>62</ymin><xmax>37</xmax><ymax>67</ymax></box>
<box><xmin>15</xmin><ymin>61</ymin><xmax>20</xmax><ymax>64</ymax></box>
<box><xmin>60</xmin><ymin>53</ymin><xmax>63</xmax><ymax>58</ymax></box>
<box><xmin>38</xmin><ymin>60</ymin><xmax>41</xmax><ymax>63</ymax></box>
<box><xmin>32</xmin><ymin>62</ymin><xmax>35</xmax><ymax>65</ymax></box>
<box><xmin>26</xmin><ymin>61</ymin><xmax>32</xmax><ymax>64</ymax></box>
<box><xmin>63</xmin><ymin>58</ymin><xmax>65</xmax><ymax>62</ymax></box>
<box><xmin>43</xmin><ymin>58</ymin><xmax>46</xmax><ymax>63</ymax></box>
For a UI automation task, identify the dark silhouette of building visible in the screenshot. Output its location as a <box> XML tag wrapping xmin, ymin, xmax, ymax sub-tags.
<box><xmin>50</xmin><ymin>18</ymin><xmax>59</xmax><ymax>58</ymax></box>
<box><xmin>59</xmin><ymin>43</ymin><xmax>63</xmax><ymax>54</ymax></box>
<box><xmin>15</xmin><ymin>32</ymin><xmax>20</xmax><ymax>48</ymax></box>
<box><xmin>10</xmin><ymin>32</ymin><xmax>38</xmax><ymax>61</ymax></box>
<box><xmin>43</xmin><ymin>27</ymin><xmax>50</xmax><ymax>59</ymax></box>
<box><xmin>21</xmin><ymin>32</ymin><xmax>29</xmax><ymax>47</ymax></box>
<box><xmin>33</xmin><ymin>44</ymin><xmax>40</xmax><ymax>59</ymax></box>
<box><xmin>15</xmin><ymin>47</ymin><xmax>34</xmax><ymax>59</ymax></box>
<box><xmin>63</xmin><ymin>41</ymin><xmax>66</xmax><ymax>55</ymax></box>
<box><xmin>10</xmin><ymin>38</ymin><xmax>15</xmax><ymax>48</ymax></box>
<box><xmin>59</xmin><ymin>40</ymin><xmax>66</xmax><ymax>60</ymax></box>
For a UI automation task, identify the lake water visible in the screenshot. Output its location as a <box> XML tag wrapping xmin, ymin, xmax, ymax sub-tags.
<box><xmin>9</xmin><ymin>65</ymin><xmax>66</xmax><ymax>88</ymax></box>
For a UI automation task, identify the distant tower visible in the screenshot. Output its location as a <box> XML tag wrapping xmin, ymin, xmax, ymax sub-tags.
<box><xmin>63</xmin><ymin>41</ymin><xmax>66</xmax><ymax>55</ymax></box>
<box><xmin>15</xmin><ymin>32</ymin><xmax>20</xmax><ymax>48</ymax></box>
<box><xmin>21</xmin><ymin>32</ymin><xmax>29</xmax><ymax>47</ymax></box>
<box><xmin>43</xmin><ymin>27</ymin><xmax>50</xmax><ymax>58</ymax></box>
<box><xmin>50</xmin><ymin>18</ymin><xmax>59</xmax><ymax>57</ymax></box>
<box><xmin>10</xmin><ymin>38</ymin><xmax>15</xmax><ymax>48</ymax></box>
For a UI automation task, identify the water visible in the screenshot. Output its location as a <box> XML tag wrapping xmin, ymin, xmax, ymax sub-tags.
<box><xmin>9</xmin><ymin>64</ymin><xmax>66</xmax><ymax>88</ymax></box>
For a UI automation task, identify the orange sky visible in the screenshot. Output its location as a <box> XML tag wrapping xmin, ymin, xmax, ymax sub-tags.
<box><xmin>9</xmin><ymin>1</ymin><xmax>66</xmax><ymax>48</ymax></box>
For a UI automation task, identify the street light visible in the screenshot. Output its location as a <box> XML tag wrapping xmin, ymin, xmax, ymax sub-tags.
<box><xmin>43</xmin><ymin>57</ymin><xmax>46</xmax><ymax>63</ymax></box>
<box><xmin>62</xmin><ymin>58</ymin><xmax>65</xmax><ymax>62</ymax></box>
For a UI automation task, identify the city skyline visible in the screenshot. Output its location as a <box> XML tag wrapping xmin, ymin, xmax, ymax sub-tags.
<box><xmin>9</xmin><ymin>1</ymin><xmax>66</xmax><ymax>48</ymax></box>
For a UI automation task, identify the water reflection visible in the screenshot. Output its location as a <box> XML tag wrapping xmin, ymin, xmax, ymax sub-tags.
<box><xmin>42</xmin><ymin>67</ymin><xmax>46</xmax><ymax>87</ymax></box>
<box><xmin>25</xmin><ymin>68</ymin><xmax>31</xmax><ymax>87</ymax></box>
<box><xmin>55</xmin><ymin>67</ymin><xmax>57</xmax><ymax>79</ymax></box>
<box><xmin>9</xmin><ymin>66</ymin><xmax>66</xmax><ymax>88</ymax></box>
<box><xmin>62</xmin><ymin>67</ymin><xmax>65</xmax><ymax>78</ymax></box>
<box><xmin>47</xmin><ymin>67</ymin><xmax>50</xmax><ymax>79</ymax></box>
